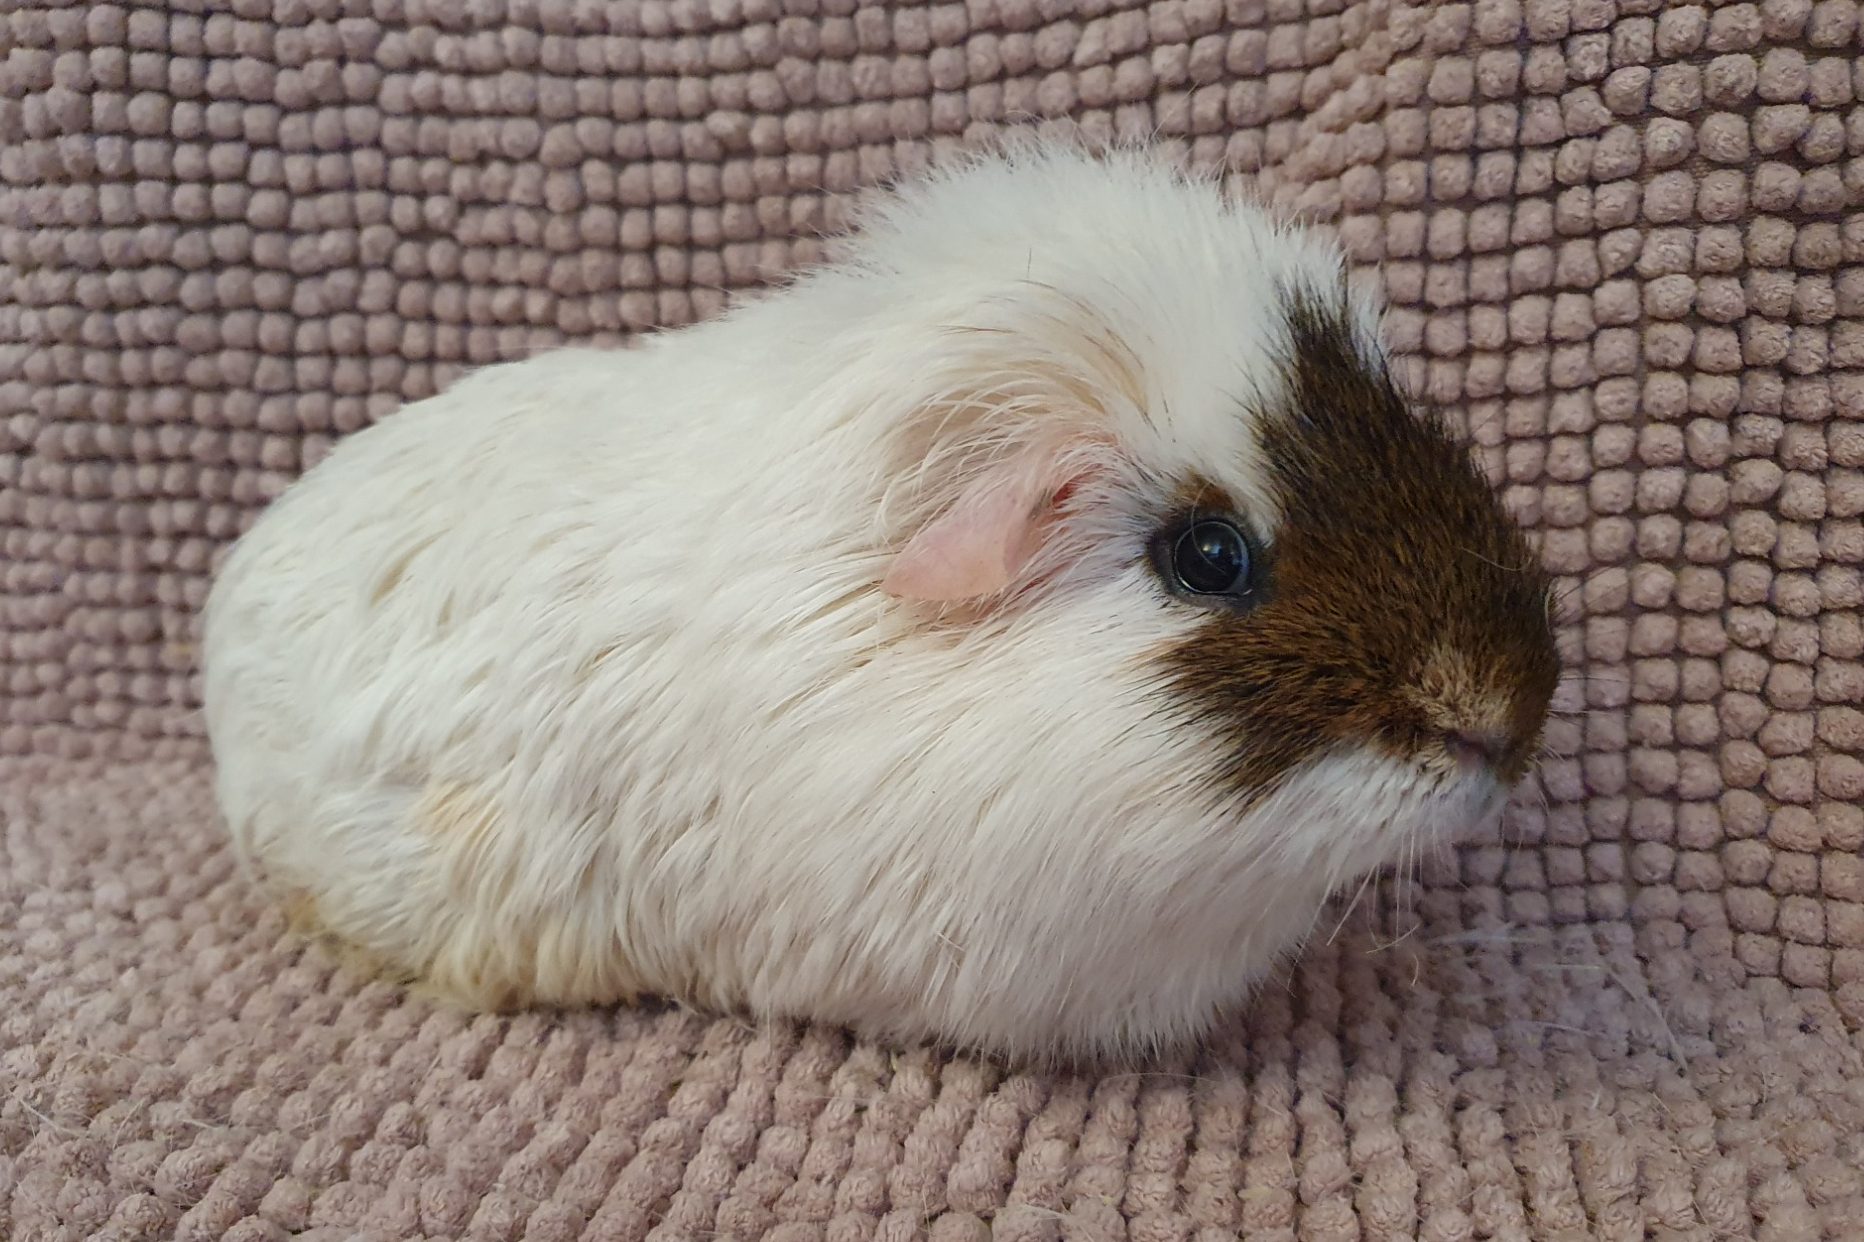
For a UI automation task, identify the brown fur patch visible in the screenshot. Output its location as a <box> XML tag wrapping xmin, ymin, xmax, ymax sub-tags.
<box><xmin>1160</xmin><ymin>291</ymin><xmax>1560</xmax><ymax>798</ymax></box>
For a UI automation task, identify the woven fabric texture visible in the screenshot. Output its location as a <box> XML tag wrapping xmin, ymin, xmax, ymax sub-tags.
<box><xmin>3</xmin><ymin>1</ymin><xmax>1863</xmax><ymax>1239</ymax></box>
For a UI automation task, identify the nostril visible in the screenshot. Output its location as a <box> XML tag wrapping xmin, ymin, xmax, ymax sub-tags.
<box><xmin>1445</xmin><ymin>728</ymin><xmax>1507</xmax><ymax>769</ymax></box>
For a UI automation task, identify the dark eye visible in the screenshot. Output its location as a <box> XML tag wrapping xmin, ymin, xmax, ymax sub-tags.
<box><xmin>1170</xmin><ymin>518</ymin><xmax>1253</xmax><ymax>596</ymax></box>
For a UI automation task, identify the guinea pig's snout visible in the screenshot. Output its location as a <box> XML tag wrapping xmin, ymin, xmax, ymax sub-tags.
<box><xmin>1442</xmin><ymin>726</ymin><xmax>1508</xmax><ymax>772</ymax></box>
<box><xmin>1408</xmin><ymin>644</ymin><xmax>1552</xmax><ymax>785</ymax></box>
<box><xmin>1417</xmin><ymin>710</ymin><xmax>1528</xmax><ymax>783</ymax></box>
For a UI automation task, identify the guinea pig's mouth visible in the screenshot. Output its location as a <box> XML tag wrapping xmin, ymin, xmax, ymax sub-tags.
<box><xmin>1412</xmin><ymin>717</ymin><xmax>1545</xmax><ymax>808</ymax></box>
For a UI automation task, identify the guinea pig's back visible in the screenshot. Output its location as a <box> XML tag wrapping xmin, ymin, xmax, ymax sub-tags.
<box><xmin>201</xmin><ymin>347</ymin><xmax>713</xmax><ymax>860</ymax></box>
<box><xmin>197</xmin><ymin>319</ymin><xmax>888</xmax><ymax>981</ymax></box>
<box><xmin>198</xmin><ymin>318</ymin><xmax>922</xmax><ymax>1011</ymax></box>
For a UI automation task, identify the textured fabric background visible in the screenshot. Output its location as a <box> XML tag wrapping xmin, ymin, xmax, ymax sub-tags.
<box><xmin>3</xmin><ymin>1</ymin><xmax>1864</xmax><ymax>1239</ymax></box>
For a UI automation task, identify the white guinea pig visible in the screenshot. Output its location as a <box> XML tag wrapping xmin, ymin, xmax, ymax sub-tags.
<box><xmin>202</xmin><ymin>137</ymin><xmax>1559</xmax><ymax>1065</ymax></box>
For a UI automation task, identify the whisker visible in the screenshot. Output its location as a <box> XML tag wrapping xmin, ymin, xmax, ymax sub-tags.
<box><xmin>1326</xmin><ymin>864</ymin><xmax>1380</xmax><ymax>947</ymax></box>
<box><xmin>1461</xmin><ymin>545</ymin><xmax>1537</xmax><ymax>574</ymax></box>
<box><xmin>1547</xmin><ymin>563</ymin><xmax>1631</xmax><ymax>606</ymax></box>
<box><xmin>1560</xmin><ymin>669</ymin><xmax>1632</xmax><ymax>689</ymax></box>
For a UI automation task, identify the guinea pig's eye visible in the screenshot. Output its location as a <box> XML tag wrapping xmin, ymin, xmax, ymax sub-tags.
<box><xmin>1173</xmin><ymin>520</ymin><xmax>1249</xmax><ymax>594</ymax></box>
<box><xmin>1152</xmin><ymin>513</ymin><xmax>1263</xmax><ymax>610</ymax></box>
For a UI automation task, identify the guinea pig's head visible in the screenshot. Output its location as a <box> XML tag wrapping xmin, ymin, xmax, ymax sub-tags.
<box><xmin>857</xmin><ymin>139</ymin><xmax>1561</xmax><ymax>885</ymax></box>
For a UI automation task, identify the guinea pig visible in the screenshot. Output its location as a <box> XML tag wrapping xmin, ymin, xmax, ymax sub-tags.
<box><xmin>201</xmin><ymin>136</ymin><xmax>1561</xmax><ymax>1065</ymax></box>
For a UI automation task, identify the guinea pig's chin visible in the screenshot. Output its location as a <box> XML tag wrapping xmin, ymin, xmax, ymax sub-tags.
<box><xmin>1435</xmin><ymin>772</ymin><xmax>1512</xmax><ymax>845</ymax></box>
<box><xmin>1414</xmin><ymin>760</ymin><xmax>1510</xmax><ymax>831</ymax></box>
<box><xmin>1248</xmin><ymin>747</ymin><xmax>1514</xmax><ymax>875</ymax></box>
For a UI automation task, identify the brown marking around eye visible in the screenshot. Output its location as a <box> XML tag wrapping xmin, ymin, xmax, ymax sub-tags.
<box><xmin>1156</xmin><ymin>290</ymin><xmax>1562</xmax><ymax>802</ymax></box>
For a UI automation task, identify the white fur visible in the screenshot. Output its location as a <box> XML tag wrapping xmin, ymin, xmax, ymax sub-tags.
<box><xmin>201</xmin><ymin>140</ymin><xmax>1505</xmax><ymax>1063</ymax></box>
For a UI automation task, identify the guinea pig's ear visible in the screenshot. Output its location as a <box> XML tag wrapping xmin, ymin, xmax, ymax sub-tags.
<box><xmin>882</xmin><ymin>437</ymin><xmax>1091</xmax><ymax>602</ymax></box>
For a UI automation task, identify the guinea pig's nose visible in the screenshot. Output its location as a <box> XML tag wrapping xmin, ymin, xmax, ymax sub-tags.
<box><xmin>1444</xmin><ymin>727</ymin><xmax>1508</xmax><ymax>771</ymax></box>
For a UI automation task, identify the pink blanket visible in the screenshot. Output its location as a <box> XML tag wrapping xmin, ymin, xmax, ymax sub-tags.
<box><xmin>3</xmin><ymin>2</ymin><xmax>1861</xmax><ymax>1237</ymax></box>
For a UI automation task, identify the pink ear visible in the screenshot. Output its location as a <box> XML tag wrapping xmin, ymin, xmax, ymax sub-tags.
<box><xmin>882</xmin><ymin>442</ymin><xmax>1074</xmax><ymax>602</ymax></box>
